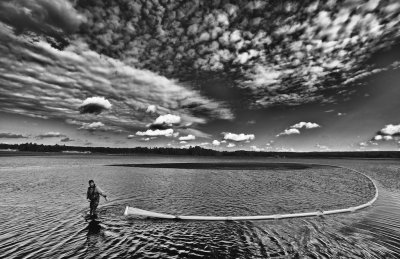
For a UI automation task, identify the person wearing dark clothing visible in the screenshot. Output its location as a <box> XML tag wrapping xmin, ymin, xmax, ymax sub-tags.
<box><xmin>87</xmin><ymin>180</ymin><xmax>107</xmax><ymax>218</ymax></box>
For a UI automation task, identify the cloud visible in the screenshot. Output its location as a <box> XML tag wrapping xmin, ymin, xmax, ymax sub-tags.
<box><xmin>127</xmin><ymin>135</ymin><xmax>135</xmax><ymax>139</ymax></box>
<box><xmin>290</xmin><ymin>122</ymin><xmax>320</xmax><ymax>129</ymax></box>
<box><xmin>223</xmin><ymin>132</ymin><xmax>255</xmax><ymax>142</ymax></box>
<box><xmin>276</xmin><ymin>128</ymin><xmax>300</xmax><ymax>137</ymax></box>
<box><xmin>384</xmin><ymin>136</ymin><xmax>393</xmax><ymax>140</ymax></box>
<box><xmin>277</xmin><ymin>121</ymin><xmax>320</xmax><ymax>137</ymax></box>
<box><xmin>37</xmin><ymin>131</ymin><xmax>66</xmax><ymax>138</ymax></box>
<box><xmin>180</xmin><ymin>141</ymin><xmax>187</xmax><ymax>144</ymax></box>
<box><xmin>379</xmin><ymin>124</ymin><xmax>400</xmax><ymax>136</ymax></box>
<box><xmin>275</xmin><ymin>147</ymin><xmax>295</xmax><ymax>152</ymax></box>
<box><xmin>79</xmin><ymin>97</ymin><xmax>112</xmax><ymax>114</ymax></box>
<box><xmin>150</xmin><ymin>114</ymin><xmax>181</xmax><ymax>129</ymax></box>
<box><xmin>0</xmin><ymin>31</ymin><xmax>233</xmax><ymax>137</ymax></box>
<box><xmin>0</xmin><ymin>133</ymin><xmax>27</xmax><ymax>138</ymax></box>
<box><xmin>250</xmin><ymin>145</ymin><xmax>265</xmax><ymax>152</ymax></box>
<box><xmin>227</xmin><ymin>143</ymin><xmax>236</xmax><ymax>148</ymax></box>
<box><xmin>60</xmin><ymin>137</ymin><xmax>73</xmax><ymax>142</ymax></box>
<box><xmin>212</xmin><ymin>140</ymin><xmax>221</xmax><ymax>146</ymax></box>
<box><xmin>373</xmin><ymin>134</ymin><xmax>394</xmax><ymax>141</ymax></box>
<box><xmin>372</xmin><ymin>123</ymin><xmax>400</xmax><ymax>142</ymax></box>
<box><xmin>4</xmin><ymin>0</ymin><xmax>400</xmax><ymax>149</ymax></box>
<box><xmin>179</xmin><ymin>134</ymin><xmax>196</xmax><ymax>141</ymax></box>
<box><xmin>146</xmin><ymin>105</ymin><xmax>157</xmax><ymax>113</ymax></box>
<box><xmin>0</xmin><ymin>0</ymin><xmax>85</xmax><ymax>49</ymax></box>
<box><xmin>75</xmin><ymin>0</ymin><xmax>400</xmax><ymax>107</ymax></box>
<box><xmin>244</xmin><ymin>65</ymin><xmax>282</xmax><ymax>89</ymax></box>
<box><xmin>136</xmin><ymin>129</ymin><xmax>174</xmax><ymax>137</ymax></box>
<box><xmin>315</xmin><ymin>144</ymin><xmax>330</xmax><ymax>151</ymax></box>
<box><xmin>78</xmin><ymin>122</ymin><xmax>105</xmax><ymax>131</ymax></box>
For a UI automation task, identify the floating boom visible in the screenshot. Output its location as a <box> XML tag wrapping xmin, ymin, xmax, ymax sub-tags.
<box><xmin>123</xmin><ymin>164</ymin><xmax>378</xmax><ymax>221</ymax></box>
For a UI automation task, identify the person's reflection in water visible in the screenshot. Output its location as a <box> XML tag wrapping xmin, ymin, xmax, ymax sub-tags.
<box><xmin>84</xmin><ymin>221</ymin><xmax>105</xmax><ymax>258</ymax></box>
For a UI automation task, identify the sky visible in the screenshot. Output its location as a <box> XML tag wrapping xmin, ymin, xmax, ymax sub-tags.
<box><xmin>1</xmin><ymin>0</ymin><xmax>400</xmax><ymax>152</ymax></box>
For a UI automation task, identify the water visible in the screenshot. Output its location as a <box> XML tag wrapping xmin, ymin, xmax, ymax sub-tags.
<box><xmin>0</xmin><ymin>155</ymin><xmax>399</xmax><ymax>258</ymax></box>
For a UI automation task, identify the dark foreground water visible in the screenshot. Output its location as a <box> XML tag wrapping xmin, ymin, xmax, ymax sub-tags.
<box><xmin>0</xmin><ymin>155</ymin><xmax>399</xmax><ymax>258</ymax></box>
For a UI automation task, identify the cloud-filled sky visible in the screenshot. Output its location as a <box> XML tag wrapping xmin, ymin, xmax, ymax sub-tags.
<box><xmin>1</xmin><ymin>0</ymin><xmax>400</xmax><ymax>151</ymax></box>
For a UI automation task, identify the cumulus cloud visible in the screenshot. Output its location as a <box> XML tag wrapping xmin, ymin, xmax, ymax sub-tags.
<box><xmin>277</xmin><ymin>121</ymin><xmax>320</xmax><ymax>137</ymax></box>
<box><xmin>78</xmin><ymin>122</ymin><xmax>105</xmax><ymax>131</ymax></box>
<box><xmin>37</xmin><ymin>132</ymin><xmax>66</xmax><ymax>138</ymax></box>
<box><xmin>372</xmin><ymin>123</ymin><xmax>400</xmax><ymax>142</ymax></box>
<box><xmin>212</xmin><ymin>140</ymin><xmax>221</xmax><ymax>146</ymax></box>
<box><xmin>379</xmin><ymin>124</ymin><xmax>400</xmax><ymax>136</ymax></box>
<box><xmin>150</xmin><ymin>114</ymin><xmax>182</xmax><ymax>129</ymax></box>
<box><xmin>227</xmin><ymin>143</ymin><xmax>236</xmax><ymax>148</ymax></box>
<box><xmin>276</xmin><ymin>128</ymin><xmax>300</xmax><ymax>137</ymax></box>
<box><xmin>146</xmin><ymin>105</ymin><xmax>157</xmax><ymax>113</ymax></box>
<box><xmin>223</xmin><ymin>132</ymin><xmax>255</xmax><ymax>142</ymax></box>
<box><xmin>250</xmin><ymin>145</ymin><xmax>265</xmax><ymax>152</ymax></box>
<box><xmin>373</xmin><ymin>134</ymin><xmax>395</xmax><ymax>141</ymax></box>
<box><xmin>0</xmin><ymin>133</ymin><xmax>27</xmax><ymax>138</ymax></box>
<box><xmin>384</xmin><ymin>136</ymin><xmax>393</xmax><ymax>140</ymax></box>
<box><xmin>79</xmin><ymin>97</ymin><xmax>112</xmax><ymax>114</ymax></box>
<box><xmin>179</xmin><ymin>134</ymin><xmax>196</xmax><ymax>141</ymax></box>
<box><xmin>291</xmin><ymin>122</ymin><xmax>320</xmax><ymax>129</ymax></box>
<box><xmin>127</xmin><ymin>135</ymin><xmax>135</xmax><ymax>139</ymax></box>
<box><xmin>136</xmin><ymin>129</ymin><xmax>174</xmax><ymax>137</ymax></box>
<box><xmin>0</xmin><ymin>0</ymin><xmax>85</xmax><ymax>49</ymax></box>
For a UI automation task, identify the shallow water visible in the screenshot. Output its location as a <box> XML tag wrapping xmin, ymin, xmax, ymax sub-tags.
<box><xmin>0</xmin><ymin>155</ymin><xmax>399</xmax><ymax>258</ymax></box>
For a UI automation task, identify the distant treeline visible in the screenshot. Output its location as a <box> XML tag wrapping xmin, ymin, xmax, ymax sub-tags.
<box><xmin>1</xmin><ymin>142</ymin><xmax>400</xmax><ymax>158</ymax></box>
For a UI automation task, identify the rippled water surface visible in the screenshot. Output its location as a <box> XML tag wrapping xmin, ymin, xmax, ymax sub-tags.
<box><xmin>1</xmin><ymin>155</ymin><xmax>399</xmax><ymax>258</ymax></box>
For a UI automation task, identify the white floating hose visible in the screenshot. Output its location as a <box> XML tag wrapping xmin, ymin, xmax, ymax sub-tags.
<box><xmin>124</xmin><ymin>163</ymin><xmax>378</xmax><ymax>221</ymax></box>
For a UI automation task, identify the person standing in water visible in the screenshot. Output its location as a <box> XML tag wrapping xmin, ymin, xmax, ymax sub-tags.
<box><xmin>87</xmin><ymin>180</ymin><xmax>107</xmax><ymax>218</ymax></box>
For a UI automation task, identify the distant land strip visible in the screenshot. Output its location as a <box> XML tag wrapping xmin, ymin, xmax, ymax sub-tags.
<box><xmin>1</xmin><ymin>143</ymin><xmax>400</xmax><ymax>158</ymax></box>
<box><xmin>107</xmin><ymin>162</ymin><xmax>333</xmax><ymax>170</ymax></box>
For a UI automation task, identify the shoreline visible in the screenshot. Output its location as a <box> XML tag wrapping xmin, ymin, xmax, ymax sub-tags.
<box><xmin>107</xmin><ymin>162</ymin><xmax>333</xmax><ymax>170</ymax></box>
<box><xmin>1</xmin><ymin>151</ymin><xmax>400</xmax><ymax>161</ymax></box>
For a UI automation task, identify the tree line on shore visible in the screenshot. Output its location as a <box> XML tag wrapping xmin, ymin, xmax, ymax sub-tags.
<box><xmin>1</xmin><ymin>142</ymin><xmax>400</xmax><ymax>158</ymax></box>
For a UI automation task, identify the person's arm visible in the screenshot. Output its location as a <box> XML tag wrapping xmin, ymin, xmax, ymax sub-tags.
<box><xmin>96</xmin><ymin>186</ymin><xmax>107</xmax><ymax>200</ymax></box>
<box><xmin>86</xmin><ymin>188</ymin><xmax>90</xmax><ymax>200</ymax></box>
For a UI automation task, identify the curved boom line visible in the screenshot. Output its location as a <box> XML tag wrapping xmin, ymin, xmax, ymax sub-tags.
<box><xmin>123</xmin><ymin>163</ymin><xmax>378</xmax><ymax>221</ymax></box>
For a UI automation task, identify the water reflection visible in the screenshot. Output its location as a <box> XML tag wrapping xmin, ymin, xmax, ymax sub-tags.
<box><xmin>85</xmin><ymin>221</ymin><xmax>104</xmax><ymax>258</ymax></box>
